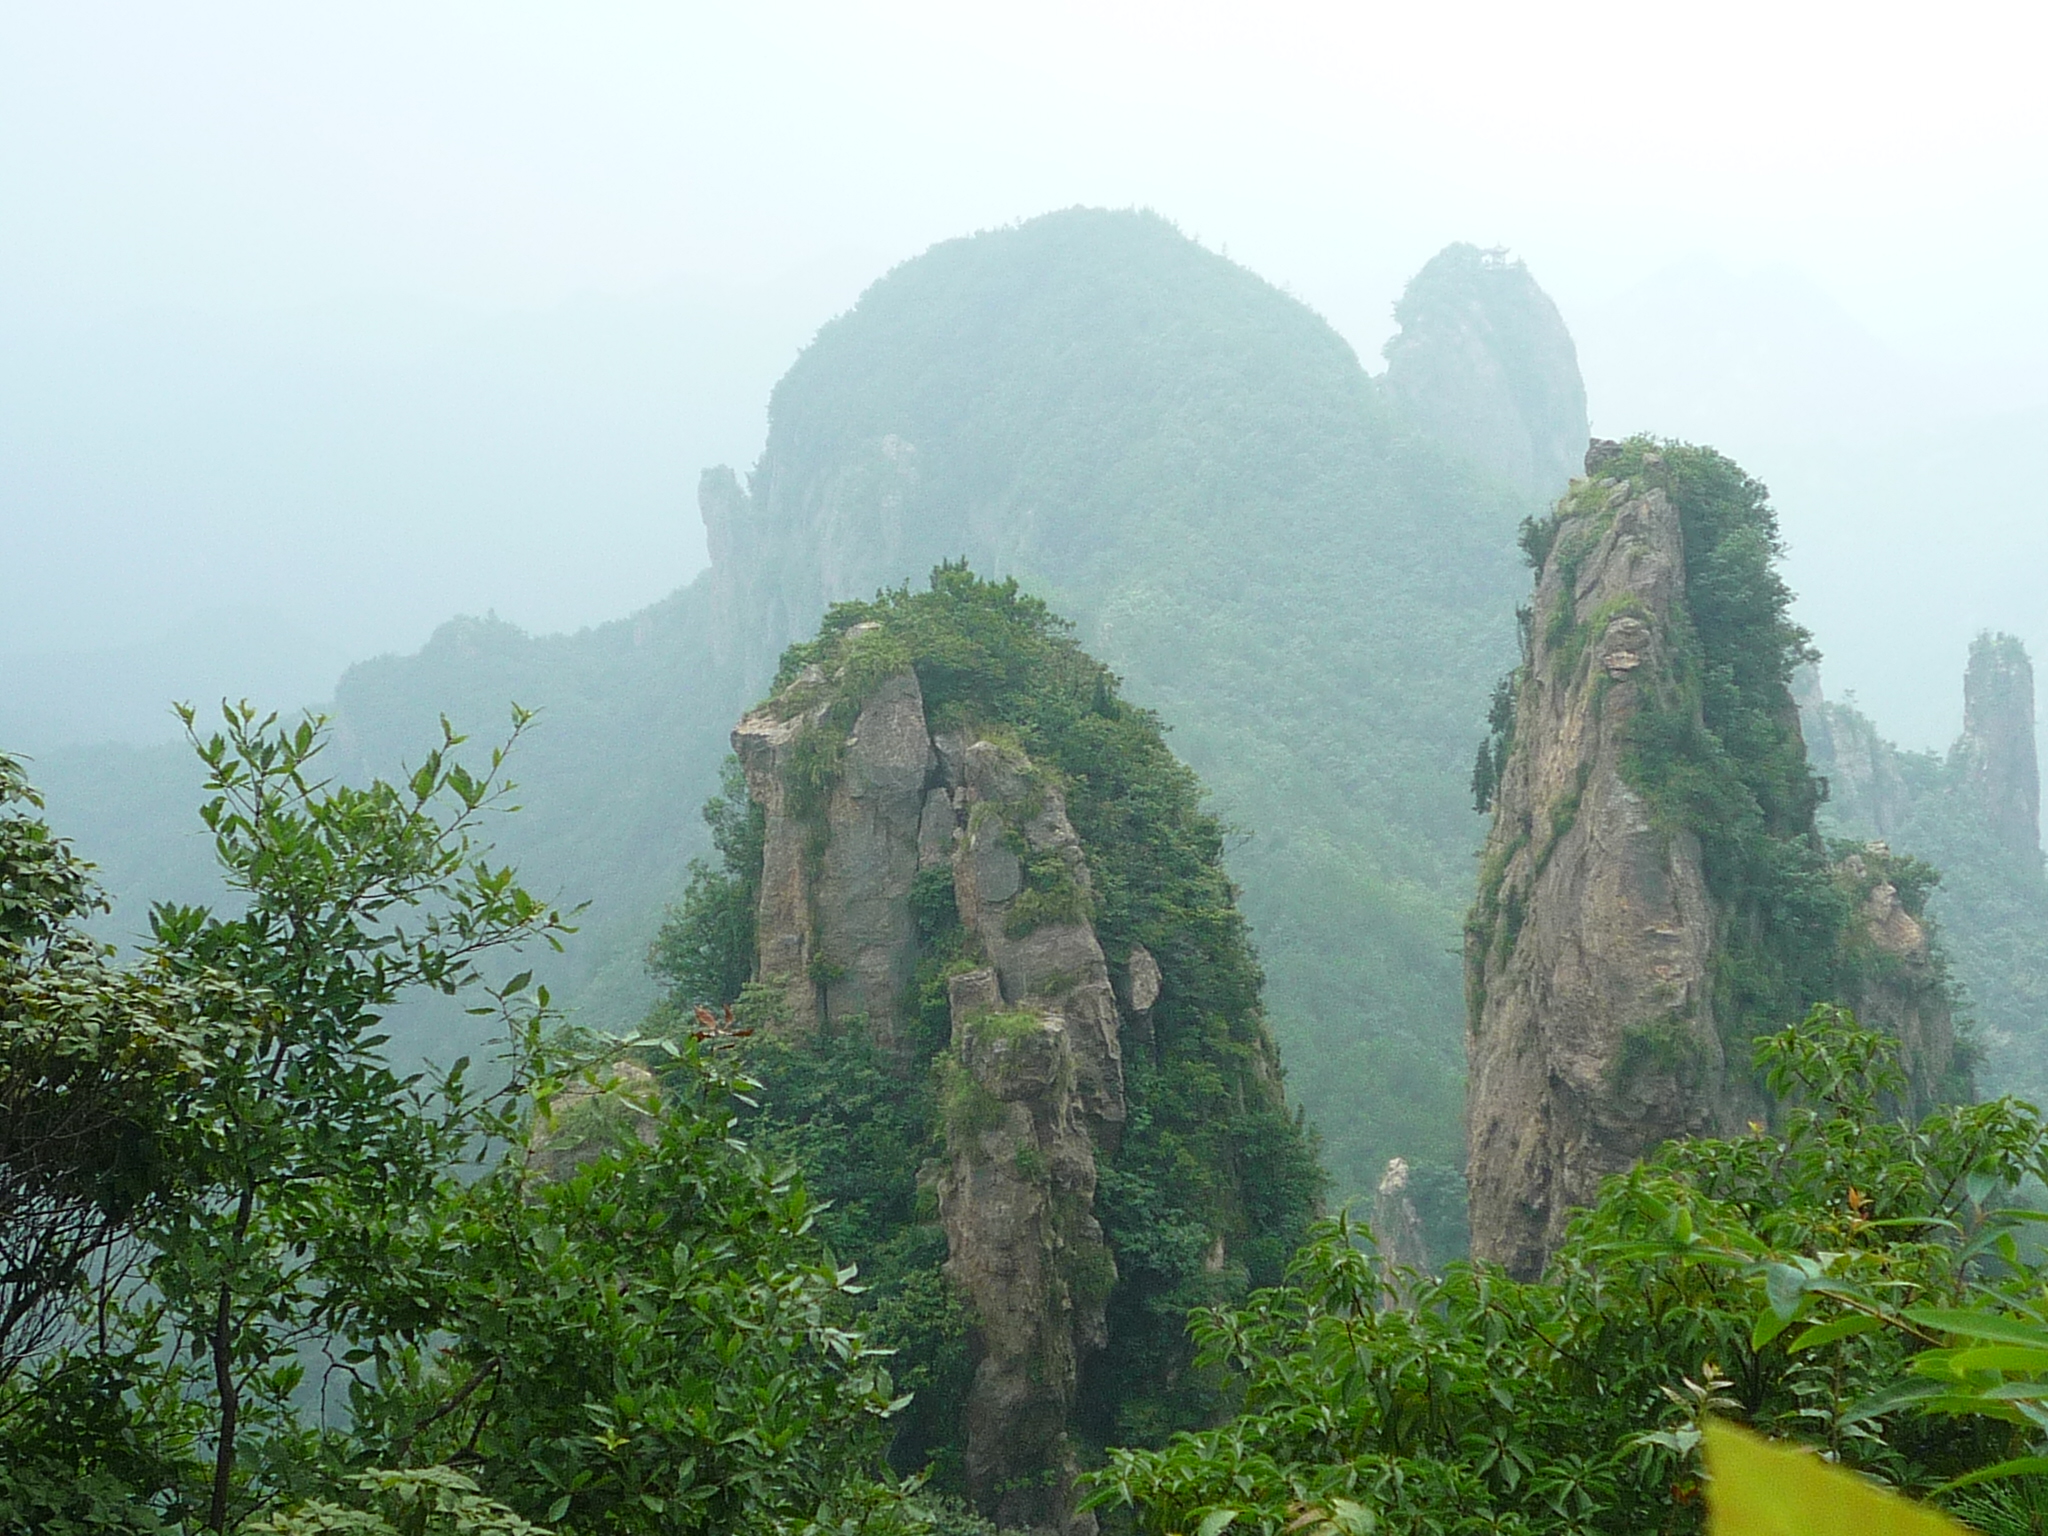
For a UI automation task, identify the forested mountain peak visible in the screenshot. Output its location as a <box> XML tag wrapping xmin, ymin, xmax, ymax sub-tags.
<box><xmin>1382</xmin><ymin>242</ymin><xmax>1588</xmax><ymax>498</ymax></box>
<box><xmin>34</xmin><ymin>207</ymin><xmax>1582</xmax><ymax>1226</ymax></box>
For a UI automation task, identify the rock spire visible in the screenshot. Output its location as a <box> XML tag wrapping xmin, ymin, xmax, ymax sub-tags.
<box><xmin>1465</xmin><ymin>440</ymin><xmax>1957</xmax><ymax>1277</ymax></box>
<box><xmin>1959</xmin><ymin>632</ymin><xmax>2040</xmax><ymax>856</ymax></box>
<box><xmin>733</xmin><ymin>653</ymin><xmax>1127</xmax><ymax>1536</ymax></box>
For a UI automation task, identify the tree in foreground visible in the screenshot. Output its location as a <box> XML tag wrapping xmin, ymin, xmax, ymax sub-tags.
<box><xmin>0</xmin><ymin>708</ymin><xmax>950</xmax><ymax>1536</ymax></box>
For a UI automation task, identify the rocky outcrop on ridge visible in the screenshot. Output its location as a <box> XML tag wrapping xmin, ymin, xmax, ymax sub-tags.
<box><xmin>1469</xmin><ymin>442</ymin><xmax>1966</xmax><ymax>1277</ymax></box>
<box><xmin>734</xmin><ymin>650</ymin><xmax>932</xmax><ymax>1042</ymax></box>
<box><xmin>1464</xmin><ymin>458</ymin><xmax>1730</xmax><ymax>1277</ymax></box>
<box><xmin>1836</xmin><ymin>845</ymin><xmax>1955</xmax><ymax>1115</ymax></box>
<box><xmin>1382</xmin><ymin>244</ymin><xmax>1589</xmax><ymax>502</ymax></box>
<box><xmin>1371</xmin><ymin>1157</ymin><xmax>1432</xmax><ymax>1294</ymax></box>
<box><xmin>1801</xmin><ymin>638</ymin><xmax>2038</xmax><ymax>1103</ymax></box>
<box><xmin>733</xmin><ymin>648</ymin><xmax>1136</xmax><ymax>1536</ymax></box>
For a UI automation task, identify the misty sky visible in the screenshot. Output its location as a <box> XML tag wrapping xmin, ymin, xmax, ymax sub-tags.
<box><xmin>4</xmin><ymin>1</ymin><xmax>2045</xmax><ymax>751</ymax></box>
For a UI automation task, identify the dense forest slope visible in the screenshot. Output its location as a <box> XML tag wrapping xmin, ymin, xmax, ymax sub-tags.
<box><xmin>31</xmin><ymin>209</ymin><xmax>1586</xmax><ymax>1215</ymax></box>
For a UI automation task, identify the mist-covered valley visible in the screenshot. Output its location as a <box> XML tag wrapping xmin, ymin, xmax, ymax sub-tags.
<box><xmin>8</xmin><ymin>7</ymin><xmax>2048</xmax><ymax>1533</ymax></box>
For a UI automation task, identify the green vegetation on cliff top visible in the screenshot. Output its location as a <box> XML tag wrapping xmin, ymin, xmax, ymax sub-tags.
<box><xmin>1482</xmin><ymin>438</ymin><xmax>1960</xmax><ymax>1090</ymax></box>
<box><xmin>651</xmin><ymin>565</ymin><xmax>1322</xmax><ymax>1472</ymax></box>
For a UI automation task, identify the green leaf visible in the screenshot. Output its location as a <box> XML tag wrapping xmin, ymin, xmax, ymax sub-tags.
<box><xmin>1903</xmin><ymin>1308</ymin><xmax>2048</xmax><ymax>1347</ymax></box>
<box><xmin>1704</xmin><ymin>1419</ymin><xmax>1970</xmax><ymax>1534</ymax></box>
<box><xmin>1752</xmin><ymin>1306</ymin><xmax>1796</xmax><ymax>1351</ymax></box>
<box><xmin>1197</xmin><ymin>1510</ymin><xmax>1239</xmax><ymax>1536</ymax></box>
<box><xmin>1788</xmin><ymin>1312</ymin><xmax>1885</xmax><ymax>1352</ymax></box>
<box><xmin>1946</xmin><ymin>1345</ymin><xmax>2048</xmax><ymax>1374</ymax></box>
<box><xmin>1763</xmin><ymin>1263</ymin><xmax>1809</xmax><ymax>1321</ymax></box>
<box><xmin>1940</xmin><ymin>1456</ymin><xmax>2048</xmax><ymax>1491</ymax></box>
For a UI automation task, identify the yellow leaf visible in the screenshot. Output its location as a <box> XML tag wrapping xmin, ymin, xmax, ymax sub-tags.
<box><xmin>1705</xmin><ymin>1421</ymin><xmax>1968</xmax><ymax>1536</ymax></box>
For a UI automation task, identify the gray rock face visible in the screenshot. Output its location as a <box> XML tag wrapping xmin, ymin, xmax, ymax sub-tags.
<box><xmin>732</xmin><ymin>673</ymin><xmax>831</xmax><ymax>1036</ymax></box>
<box><xmin>1839</xmin><ymin>847</ymin><xmax>1957</xmax><ymax>1113</ymax></box>
<box><xmin>1125</xmin><ymin>944</ymin><xmax>1162</xmax><ymax>1013</ymax></box>
<box><xmin>938</xmin><ymin>968</ymin><xmax>1109</xmax><ymax>1536</ymax></box>
<box><xmin>1371</xmin><ymin>1156</ymin><xmax>1432</xmax><ymax>1298</ymax></box>
<box><xmin>735</xmin><ymin>667</ymin><xmax>1131</xmax><ymax>1534</ymax></box>
<box><xmin>1797</xmin><ymin>664</ymin><xmax>1914</xmax><ymax>839</ymax></box>
<box><xmin>1465</xmin><ymin>477</ymin><xmax>1731</xmax><ymax>1278</ymax></box>
<box><xmin>734</xmin><ymin>667</ymin><xmax>933</xmax><ymax>1043</ymax></box>
<box><xmin>952</xmin><ymin>740</ymin><xmax>1126</xmax><ymax>1144</ymax></box>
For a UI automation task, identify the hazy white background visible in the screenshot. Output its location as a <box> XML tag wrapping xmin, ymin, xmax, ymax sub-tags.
<box><xmin>4</xmin><ymin>1</ymin><xmax>2044</xmax><ymax>750</ymax></box>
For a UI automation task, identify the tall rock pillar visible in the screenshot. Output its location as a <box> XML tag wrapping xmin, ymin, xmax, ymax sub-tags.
<box><xmin>1464</xmin><ymin>454</ymin><xmax>1730</xmax><ymax>1278</ymax></box>
<box><xmin>1959</xmin><ymin>633</ymin><xmax>2040</xmax><ymax>857</ymax></box>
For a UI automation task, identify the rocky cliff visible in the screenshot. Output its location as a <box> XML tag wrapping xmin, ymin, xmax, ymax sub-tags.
<box><xmin>35</xmin><ymin>208</ymin><xmax>1584</xmax><ymax>1221</ymax></box>
<box><xmin>1959</xmin><ymin>634</ymin><xmax>2040</xmax><ymax>854</ymax></box>
<box><xmin>727</xmin><ymin>573</ymin><xmax>1317</xmax><ymax>1531</ymax></box>
<box><xmin>1803</xmin><ymin>636</ymin><xmax>2044</xmax><ymax>1103</ymax></box>
<box><xmin>1465</xmin><ymin>454</ymin><xmax>1731</xmax><ymax>1276</ymax></box>
<box><xmin>1467</xmin><ymin>439</ymin><xmax>1959</xmax><ymax>1276</ymax></box>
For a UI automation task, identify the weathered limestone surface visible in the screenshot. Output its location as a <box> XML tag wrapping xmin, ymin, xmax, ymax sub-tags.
<box><xmin>1839</xmin><ymin>846</ymin><xmax>1957</xmax><ymax>1114</ymax></box>
<box><xmin>736</xmin><ymin>667</ymin><xmax>1129</xmax><ymax>1536</ymax></box>
<box><xmin>1960</xmin><ymin>636</ymin><xmax>2041</xmax><ymax>855</ymax></box>
<box><xmin>1465</xmin><ymin>469</ymin><xmax>1730</xmax><ymax>1278</ymax></box>
<box><xmin>937</xmin><ymin>967</ymin><xmax>1109</xmax><ymax>1536</ymax></box>
<box><xmin>732</xmin><ymin>666</ymin><xmax>831</xmax><ymax>1035</ymax></box>
<box><xmin>733</xmin><ymin>658</ymin><xmax>932</xmax><ymax>1043</ymax></box>
<box><xmin>952</xmin><ymin>740</ymin><xmax>1126</xmax><ymax>1144</ymax></box>
<box><xmin>1371</xmin><ymin>1156</ymin><xmax>1432</xmax><ymax>1296</ymax></box>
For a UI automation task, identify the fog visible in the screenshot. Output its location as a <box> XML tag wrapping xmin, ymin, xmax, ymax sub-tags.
<box><xmin>5</xmin><ymin>0</ymin><xmax>2045</xmax><ymax>754</ymax></box>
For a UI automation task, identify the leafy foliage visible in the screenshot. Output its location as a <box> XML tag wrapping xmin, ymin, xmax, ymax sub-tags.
<box><xmin>1084</xmin><ymin>1007</ymin><xmax>2048</xmax><ymax>1535</ymax></box>
<box><xmin>646</xmin><ymin>758</ymin><xmax>764</xmax><ymax>1011</ymax></box>
<box><xmin>0</xmin><ymin>714</ymin><xmax>949</xmax><ymax>1536</ymax></box>
<box><xmin>0</xmin><ymin>751</ymin><xmax>220</xmax><ymax>1388</ymax></box>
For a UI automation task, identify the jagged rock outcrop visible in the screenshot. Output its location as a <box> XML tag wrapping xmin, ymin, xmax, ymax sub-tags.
<box><xmin>1837</xmin><ymin>845</ymin><xmax>1955</xmax><ymax>1114</ymax></box>
<box><xmin>1465</xmin><ymin>459</ymin><xmax>1729</xmax><ymax>1277</ymax></box>
<box><xmin>735</xmin><ymin>653</ymin><xmax>1135</xmax><ymax>1536</ymax></box>
<box><xmin>47</xmin><ymin>208</ymin><xmax>1580</xmax><ymax>1217</ymax></box>
<box><xmin>1795</xmin><ymin>663</ymin><xmax>1913</xmax><ymax>839</ymax></box>
<box><xmin>1958</xmin><ymin>634</ymin><xmax>2040</xmax><ymax>855</ymax></box>
<box><xmin>938</xmin><ymin>962</ymin><xmax>1110</xmax><ymax>1536</ymax></box>
<box><xmin>1382</xmin><ymin>244</ymin><xmax>1589</xmax><ymax>502</ymax></box>
<box><xmin>733</xmin><ymin>643</ymin><xmax>933</xmax><ymax>1043</ymax></box>
<box><xmin>1470</xmin><ymin>441</ymin><xmax>1968</xmax><ymax>1276</ymax></box>
<box><xmin>1800</xmin><ymin>640</ymin><xmax>2048</xmax><ymax>1105</ymax></box>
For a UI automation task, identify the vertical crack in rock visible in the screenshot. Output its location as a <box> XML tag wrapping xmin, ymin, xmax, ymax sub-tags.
<box><xmin>735</xmin><ymin>659</ymin><xmax>932</xmax><ymax>1044</ymax></box>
